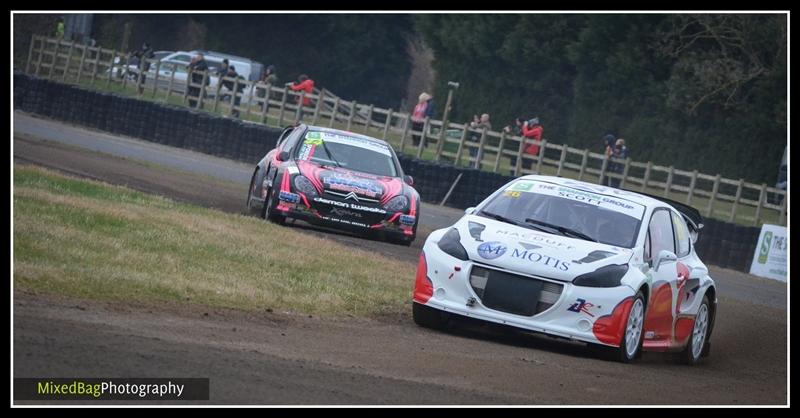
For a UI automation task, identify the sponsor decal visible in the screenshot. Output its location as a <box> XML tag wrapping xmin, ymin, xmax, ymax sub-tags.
<box><xmin>510</xmin><ymin>248</ymin><xmax>570</xmax><ymax>271</ymax></box>
<box><xmin>507</xmin><ymin>181</ymin><xmax>535</xmax><ymax>192</ymax></box>
<box><xmin>303</xmin><ymin>131</ymin><xmax>324</xmax><ymax>145</ymax></box>
<box><xmin>323</xmin><ymin>174</ymin><xmax>383</xmax><ymax>198</ymax></box>
<box><xmin>567</xmin><ymin>298</ymin><xmax>595</xmax><ymax>317</ymax></box>
<box><xmin>312</xmin><ymin>197</ymin><xmax>387</xmax><ymax>214</ymax></box>
<box><xmin>399</xmin><ymin>215</ymin><xmax>416</xmax><ymax>226</ymax></box>
<box><xmin>306</xmin><ymin>131</ymin><xmax>392</xmax><ymax>156</ymax></box>
<box><xmin>279</xmin><ymin>191</ymin><xmax>300</xmax><ymax>204</ymax></box>
<box><xmin>330</xmin><ymin>207</ymin><xmax>362</xmax><ymax>218</ymax></box>
<box><xmin>502</xmin><ymin>190</ymin><xmax>521</xmax><ymax>198</ymax></box>
<box><xmin>477</xmin><ymin>241</ymin><xmax>507</xmax><ymax>260</ymax></box>
<box><xmin>297</xmin><ymin>144</ymin><xmax>315</xmax><ymax>161</ymax></box>
<box><xmin>494</xmin><ymin>230</ymin><xmax>576</xmax><ymax>250</ymax></box>
<box><xmin>320</xmin><ymin>216</ymin><xmax>370</xmax><ymax>228</ymax></box>
<box><xmin>503</xmin><ymin>180</ymin><xmax>645</xmax><ymax>219</ymax></box>
<box><xmin>286</xmin><ymin>166</ymin><xmax>300</xmax><ymax>175</ymax></box>
<box><xmin>758</xmin><ymin>231</ymin><xmax>772</xmax><ymax>264</ymax></box>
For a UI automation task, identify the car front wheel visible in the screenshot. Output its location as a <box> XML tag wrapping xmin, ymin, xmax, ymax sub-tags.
<box><xmin>261</xmin><ymin>186</ymin><xmax>286</xmax><ymax>225</ymax></box>
<box><xmin>612</xmin><ymin>291</ymin><xmax>645</xmax><ymax>363</ymax></box>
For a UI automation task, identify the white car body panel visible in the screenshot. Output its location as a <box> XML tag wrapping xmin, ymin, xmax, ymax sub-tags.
<box><xmin>415</xmin><ymin>175</ymin><xmax>716</xmax><ymax>351</ymax></box>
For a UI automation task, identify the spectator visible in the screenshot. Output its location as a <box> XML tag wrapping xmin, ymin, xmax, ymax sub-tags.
<box><xmin>55</xmin><ymin>17</ymin><xmax>64</xmax><ymax>39</ymax></box>
<box><xmin>257</xmin><ymin>65</ymin><xmax>277</xmax><ymax>111</ymax></box>
<box><xmin>187</xmin><ymin>53</ymin><xmax>210</xmax><ymax>109</ymax></box>
<box><xmin>217</xmin><ymin>59</ymin><xmax>230</xmax><ymax>77</ymax></box>
<box><xmin>509</xmin><ymin>117</ymin><xmax>543</xmax><ymax>174</ymax></box>
<box><xmin>503</xmin><ymin>117</ymin><xmax>524</xmax><ymax>137</ymax></box>
<box><xmin>601</xmin><ymin>133</ymin><xmax>616</xmax><ymax>186</ymax></box>
<box><xmin>467</xmin><ymin>113</ymin><xmax>491</xmax><ymax>168</ymax></box>
<box><xmin>609</xmin><ymin>138</ymin><xmax>628</xmax><ymax>188</ymax></box>
<box><xmin>132</xmin><ymin>42</ymin><xmax>155</xmax><ymax>94</ymax></box>
<box><xmin>289</xmin><ymin>74</ymin><xmax>314</xmax><ymax>120</ymax></box>
<box><xmin>222</xmin><ymin>65</ymin><xmax>246</xmax><ymax>118</ymax></box>
<box><xmin>411</xmin><ymin>92</ymin><xmax>433</xmax><ymax>147</ymax></box>
<box><xmin>262</xmin><ymin>65</ymin><xmax>278</xmax><ymax>85</ymax></box>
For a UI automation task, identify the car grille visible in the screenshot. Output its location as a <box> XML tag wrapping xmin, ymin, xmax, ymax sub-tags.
<box><xmin>469</xmin><ymin>265</ymin><xmax>564</xmax><ymax>316</ymax></box>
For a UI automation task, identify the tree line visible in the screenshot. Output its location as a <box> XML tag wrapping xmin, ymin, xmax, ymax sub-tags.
<box><xmin>16</xmin><ymin>13</ymin><xmax>785</xmax><ymax>184</ymax></box>
<box><xmin>416</xmin><ymin>14</ymin><xmax>787</xmax><ymax>185</ymax></box>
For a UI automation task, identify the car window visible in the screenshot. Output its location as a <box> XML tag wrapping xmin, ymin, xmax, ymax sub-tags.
<box><xmin>479</xmin><ymin>180</ymin><xmax>645</xmax><ymax>248</ymax></box>
<box><xmin>295</xmin><ymin>131</ymin><xmax>398</xmax><ymax>177</ymax></box>
<box><xmin>173</xmin><ymin>54</ymin><xmax>191</xmax><ymax>63</ymax></box>
<box><xmin>281</xmin><ymin>128</ymin><xmax>304</xmax><ymax>154</ymax></box>
<box><xmin>648</xmin><ymin>209</ymin><xmax>675</xmax><ymax>261</ymax></box>
<box><xmin>644</xmin><ymin>230</ymin><xmax>652</xmax><ymax>262</ymax></box>
<box><xmin>672</xmin><ymin>211</ymin><xmax>691</xmax><ymax>257</ymax></box>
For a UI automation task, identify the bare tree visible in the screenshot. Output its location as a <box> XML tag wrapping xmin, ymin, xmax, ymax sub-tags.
<box><xmin>657</xmin><ymin>14</ymin><xmax>786</xmax><ymax>115</ymax></box>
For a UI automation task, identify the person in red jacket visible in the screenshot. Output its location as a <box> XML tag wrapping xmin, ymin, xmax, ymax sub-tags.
<box><xmin>289</xmin><ymin>74</ymin><xmax>315</xmax><ymax>120</ymax></box>
<box><xmin>522</xmin><ymin>117</ymin><xmax>543</xmax><ymax>156</ymax></box>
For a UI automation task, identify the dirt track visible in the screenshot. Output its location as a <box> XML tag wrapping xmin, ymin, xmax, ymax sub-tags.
<box><xmin>12</xmin><ymin>121</ymin><xmax>788</xmax><ymax>405</ymax></box>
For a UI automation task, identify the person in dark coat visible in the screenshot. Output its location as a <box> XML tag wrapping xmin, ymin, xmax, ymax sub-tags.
<box><xmin>133</xmin><ymin>42</ymin><xmax>155</xmax><ymax>94</ymax></box>
<box><xmin>187</xmin><ymin>53</ymin><xmax>209</xmax><ymax>108</ymax></box>
<box><xmin>609</xmin><ymin>138</ymin><xmax>629</xmax><ymax>188</ymax></box>
<box><xmin>223</xmin><ymin>65</ymin><xmax>246</xmax><ymax>117</ymax></box>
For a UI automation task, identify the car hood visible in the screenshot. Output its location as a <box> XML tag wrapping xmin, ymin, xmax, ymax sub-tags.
<box><xmin>455</xmin><ymin>215</ymin><xmax>635</xmax><ymax>282</ymax></box>
<box><xmin>296</xmin><ymin>160</ymin><xmax>404</xmax><ymax>205</ymax></box>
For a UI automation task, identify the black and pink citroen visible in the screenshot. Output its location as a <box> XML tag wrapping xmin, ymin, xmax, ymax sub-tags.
<box><xmin>247</xmin><ymin>124</ymin><xmax>420</xmax><ymax>245</ymax></box>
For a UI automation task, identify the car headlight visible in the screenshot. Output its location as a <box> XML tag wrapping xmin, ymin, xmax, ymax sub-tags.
<box><xmin>572</xmin><ymin>264</ymin><xmax>629</xmax><ymax>288</ymax></box>
<box><xmin>293</xmin><ymin>175</ymin><xmax>318</xmax><ymax>198</ymax></box>
<box><xmin>384</xmin><ymin>195</ymin><xmax>409</xmax><ymax>212</ymax></box>
<box><xmin>437</xmin><ymin>228</ymin><xmax>468</xmax><ymax>261</ymax></box>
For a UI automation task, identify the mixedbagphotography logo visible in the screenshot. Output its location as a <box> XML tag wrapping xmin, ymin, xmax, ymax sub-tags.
<box><xmin>14</xmin><ymin>378</ymin><xmax>210</xmax><ymax>401</ymax></box>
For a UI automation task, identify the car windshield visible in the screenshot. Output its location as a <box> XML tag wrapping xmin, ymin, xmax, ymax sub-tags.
<box><xmin>295</xmin><ymin>130</ymin><xmax>398</xmax><ymax>177</ymax></box>
<box><xmin>480</xmin><ymin>180</ymin><xmax>644</xmax><ymax>248</ymax></box>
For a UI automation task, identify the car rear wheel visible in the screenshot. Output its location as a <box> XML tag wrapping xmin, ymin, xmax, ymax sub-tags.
<box><xmin>678</xmin><ymin>294</ymin><xmax>711</xmax><ymax>365</ymax></box>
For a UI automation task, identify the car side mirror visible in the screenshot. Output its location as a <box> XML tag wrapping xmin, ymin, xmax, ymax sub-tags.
<box><xmin>403</xmin><ymin>175</ymin><xmax>414</xmax><ymax>186</ymax></box>
<box><xmin>654</xmin><ymin>250</ymin><xmax>678</xmax><ymax>272</ymax></box>
<box><xmin>465</xmin><ymin>207</ymin><xmax>476</xmax><ymax>215</ymax></box>
<box><xmin>277</xmin><ymin>151</ymin><xmax>290</xmax><ymax>162</ymax></box>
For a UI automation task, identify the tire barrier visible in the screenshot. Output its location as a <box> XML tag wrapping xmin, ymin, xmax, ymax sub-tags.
<box><xmin>13</xmin><ymin>72</ymin><xmax>283</xmax><ymax>164</ymax></box>
<box><xmin>13</xmin><ymin>72</ymin><xmax>762</xmax><ymax>273</ymax></box>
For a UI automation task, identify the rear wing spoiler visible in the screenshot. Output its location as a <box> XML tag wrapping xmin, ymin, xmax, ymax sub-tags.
<box><xmin>623</xmin><ymin>190</ymin><xmax>704</xmax><ymax>231</ymax></box>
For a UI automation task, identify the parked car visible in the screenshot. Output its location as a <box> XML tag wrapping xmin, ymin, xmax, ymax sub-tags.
<box><xmin>413</xmin><ymin>176</ymin><xmax>717</xmax><ymax>364</ymax></box>
<box><xmin>247</xmin><ymin>124</ymin><xmax>420</xmax><ymax>245</ymax></box>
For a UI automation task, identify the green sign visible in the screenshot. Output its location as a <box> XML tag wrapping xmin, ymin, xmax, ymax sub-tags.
<box><xmin>758</xmin><ymin>231</ymin><xmax>772</xmax><ymax>264</ymax></box>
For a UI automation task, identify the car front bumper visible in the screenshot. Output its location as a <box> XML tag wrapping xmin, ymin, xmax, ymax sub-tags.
<box><xmin>415</xmin><ymin>240</ymin><xmax>637</xmax><ymax>347</ymax></box>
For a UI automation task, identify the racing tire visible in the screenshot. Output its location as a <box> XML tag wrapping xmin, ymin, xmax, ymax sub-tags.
<box><xmin>610</xmin><ymin>290</ymin><xmax>646</xmax><ymax>363</ymax></box>
<box><xmin>389</xmin><ymin>235</ymin><xmax>414</xmax><ymax>247</ymax></box>
<box><xmin>261</xmin><ymin>186</ymin><xmax>286</xmax><ymax>225</ymax></box>
<box><xmin>412</xmin><ymin>303</ymin><xmax>448</xmax><ymax>330</ymax></box>
<box><xmin>246</xmin><ymin>170</ymin><xmax>261</xmax><ymax>215</ymax></box>
<box><xmin>678</xmin><ymin>294</ymin><xmax>711</xmax><ymax>366</ymax></box>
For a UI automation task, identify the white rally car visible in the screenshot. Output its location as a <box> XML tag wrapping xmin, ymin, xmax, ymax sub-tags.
<box><xmin>413</xmin><ymin>176</ymin><xmax>716</xmax><ymax>364</ymax></box>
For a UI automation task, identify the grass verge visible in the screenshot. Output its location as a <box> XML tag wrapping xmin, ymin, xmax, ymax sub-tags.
<box><xmin>13</xmin><ymin>165</ymin><xmax>415</xmax><ymax>318</ymax></box>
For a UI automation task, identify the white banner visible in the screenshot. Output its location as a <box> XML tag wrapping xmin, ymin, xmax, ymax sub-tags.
<box><xmin>749</xmin><ymin>224</ymin><xmax>788</xmax><ymax>282</ymax></box>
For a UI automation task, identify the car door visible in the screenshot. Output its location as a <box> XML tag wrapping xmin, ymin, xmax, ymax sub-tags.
<box><xmin>642</xmin><ymin>208</ymin><xmax>681</xmax><ymax>347</ymax></box>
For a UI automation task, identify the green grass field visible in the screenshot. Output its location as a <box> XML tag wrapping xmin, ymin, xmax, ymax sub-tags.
<box><xmin>13</xmin><ymin>165</ymin><xmax>416</xmax><ymax>318</ymax></box>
